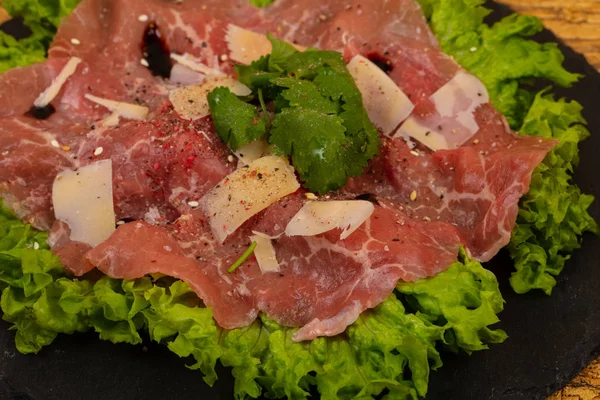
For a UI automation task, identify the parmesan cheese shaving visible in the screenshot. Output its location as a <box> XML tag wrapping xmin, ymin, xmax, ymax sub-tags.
<box><xmin>100</xmin><ymin>111</ymin><xmax>121</xmax><ymax>127</ymax></box>
<box><xmin>34</xmin><ymin>57</ymin><xmax>82</xmax><ymax>108</ymax></box>
<box><xmin>170</xmin><ymin>63</ymin><xmax>206</xmax><ymax>85</ymax></box>
<box><xmin>170</xmin><ymin>53</ymin><xmax>226</xmax><ymax>77</ymax></box>
<box><xmin>234</xmin><ymin>139</ymin><xmax>271</xmax><ymax>166</ymax></box>
<box><xmin>347</xmin><ymin>55</ymin><xmax>414</xmax><ymax>136</ymax></box>
<box><xmin>396</xmin><ymin>116</ymin><xmax>450</xmax><ymax>151</ymax></box>
<box><xmin>396</xmin><ymin>71</ymin><xmax>489</xmax><ymax>151</ymax></box>
<box><xmin>250</xmin><ymin>232</ymin><xmax>280</xmax><ymax>273</ymax></box>
<box><xmin>430</xmin><ymin>71</ymin><xmax>489</xmax><ymax>134</ymax></box>
<box><xmin>200</xmin><ymin>156</ymin><xmax>300</xmax><ymax>243</ymax></box>
<box><xmin>226</xmin><ymin>24</ymin><xmax>307</xmax><ymax>65</ymax></box>
<box><xmin>84</xmin><ymin>94</ymin><xmax>149</xmax><ymax>121</ymax></box>
<box><xmin>52</xmin><ymin>160</ymin><xmax>115</xmax><ymax>247</ymax></box>
<box><xmin>285</xmin><ymin>200</ymin><xmax>374</xmax><ymax>240</ymax></box>
<box><xmin>169</xmin><ymin>76</ymin><xmax>251</xmax><ymax>120</ymax></box>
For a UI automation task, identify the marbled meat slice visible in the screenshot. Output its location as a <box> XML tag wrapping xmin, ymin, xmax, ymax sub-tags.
<box><xmin>85</xmin><ymin>197</ymin><xmax>462</xmax><ymax>339</ymax></box>
<box><xmin>0</xmin><ymin>0</ymin><xmax>557</xmax><ymax>341</ymax></box>
<box><xmin>239</xmin><ymin>0</ymin><xmax>556</xmax><ymax>261</ymax></box>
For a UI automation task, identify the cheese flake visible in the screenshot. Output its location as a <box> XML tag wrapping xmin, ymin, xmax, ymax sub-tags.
<box><xmin>225</xmin><ymin>24</ymin><xmax>307</xmax><ymax>65</ymax></box>
<box><xmin>234</xmin><ymin>139</ymin><xmax>270</xmax><ymax>166</ymax></box>
<box><xmin>170</xmin><ymin>53</ymin><xmax>226</xmax><ymax>77</ymax></box>
<box><xmin>170</xmin><ymin>63</ymin><xmax>206</xmax><ymax>85</ymax></box>
<box><xmin>34</xmin><ymin>57</ymin><xmax>82</xmax><ymax>108</ymax></box>
<box><xmin>169</xmin><ymin>76</ymin><xmax>251</xmax><ymax>121</ymax></box>
<box><xmin>347</xmin><ymin>55</ymin><xmax>414</xmax><ymax>136</ymax></box>
<box><xmin>285</xmin><ymin>200</ymin><xmax>374</xmax><ymax>240</ymax></box>
<box><xmin>397</xmin><ymin>71</ymin><xmax>489</xmax><ymax>151</ymax></box>
<box><xmin>250</xmin><ymin>232</ymin><xmax>280</xmax><ymax>273</ymax></box>
<box><xmin>84</xmin><ymin>94</ymin><xmax>149</xmax><ymax>122</ymax></box>
<box><xmin>200</xmin><ymin>156</ymin><xmax>300</xmax><ymax>242</ymax></box>
<box><xmin>52</xmin><ymin>160</ymin><xmax>115</xmax><ymax>247</ymax></box>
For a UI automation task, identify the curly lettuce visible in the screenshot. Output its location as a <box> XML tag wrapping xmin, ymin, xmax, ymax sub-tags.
<box><xmin>0</xmin><ymin>201</ymin><xmax>505</xmax><ymax>399</ymax></box>
<box><xmin>0</xmin><ymin>0</ymin><xmax>596</xmax><ymax>398</ymax></box>
<box><xmin>418</xmin><ymin>0</ymin><xmax>597</xmax><ymax>294</ymax></box>
<box><xmin>0</xmin><ymin>0</ymin><xmax>80</xmax><ymax>72</ymax></box>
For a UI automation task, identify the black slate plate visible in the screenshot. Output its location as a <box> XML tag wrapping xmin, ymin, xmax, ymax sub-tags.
<box><xmin>1</xmin><ymin>2</ymin><xmax>599</xmax><ymax>399</ymax></box>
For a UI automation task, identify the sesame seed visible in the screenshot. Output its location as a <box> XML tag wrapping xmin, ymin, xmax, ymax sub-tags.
<box><xmin>188</xmin><ymin>201</ymin><xmax>200</xmax><ymax>207</ymax></box>
<box><xmin>33</xmin><ymin>242</ymin><xmax>40</xmax><ymax>250</ymax></box>
<box><xmin>220</xmin><ymin>54</ymin><xmax>229</xmax><ymax>61</ymax></box>
<box><xmin>117</xmin><ymin>220</ymin><xmax>126</xmax><ymax>225</ymax></box>
<box><xmin>140</xmin><ymin>58</ymin><xmax>149</xmax><ymax>67</ymax></box>
<box><xmin>94</xmin><ymin>147</ymin><xmax>104</xmax><ymax>156</ymax></box>
<box><xmin>138</xmin><ymin>14</ymin><xmax>149</xmax><ymax>22</ymax></box>
<box><xmin>384</xmin><ymin>245</ymin><xmax>390</xmax><ymax>251</ymax></box>
<box><xmin>71</xmin><ymin>38</ymin><xmax>81</xmax><ymax>45</ymax></box>
<box><xmin>410</xmin><ymin>150</ymin><xmax>420</xmax><ymax>157</ymax></box>
<box><xmin>227</xmin><ymin>155</ymin><xmax>234</xmax><ymax>162</ymax></box>
<box><xmin>51</xmin><ymin>140</ymin><xmax>60</xmax><ymax>148</ymax></box>
<box><xmin>61</xmin><ymin>145</ymin><xmax>71</xmax><ymax>152</ymax></box>
<box><xmin>470</xmin><ymin>47</ymin><xmax>477</xmax><ymax>52</ymax></box>
<box><xmin>422</xmin><ymin>216</ymin><xmax>431</xmax><ymax>222</ymax></box>
<box><xmin>305</xmin><ymin>193</ymin><xmax>318</xmax><ymax>200</ymax></box>
<box><xmin>410</xmin><ymin>190</ymin><xmax>417</xmax><ymax>201</ymax></box>
<box><xmin>472</xmin><ymin>139</ymin><xmax>479</xmax><ymax>144</ymax></box>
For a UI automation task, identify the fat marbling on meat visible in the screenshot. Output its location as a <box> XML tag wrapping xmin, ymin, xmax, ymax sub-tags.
<box><xmin>0</xmin><ymin>0</ymin><xmax>555</xmax><ymax>341</ymax></box>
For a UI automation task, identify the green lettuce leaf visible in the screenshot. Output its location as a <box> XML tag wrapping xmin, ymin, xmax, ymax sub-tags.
<box><xmin>0</xmin><ymin>200</ymin><xmax>505</xmax><ymax>399</ymax></box>
<box><xmin>508</xmin><ymin>92</ymin><xmax>599</xmax><ymax>294</ymax></box>
<box><xmin>0</xmin><ymin>0</ymin><xmax>81</xmax><ymax>73</ymax></box>
<box><xmin>1</xmin><ymin>0</ymin><xmax>594</xmax><ymax>397</ymax></box>
<box><xmin>418</xmin><ymin>0</ymin><xmax>597</xmax><ymax>294</ymax></box>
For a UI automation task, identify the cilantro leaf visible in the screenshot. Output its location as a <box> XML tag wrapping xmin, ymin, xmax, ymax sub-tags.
<box><xmin>270</xmin><ymin>108</ymin><xmax>348</xmax><ymax>193</ymax></box>
<box><xmin>266</xmin><ymin>33</ymin><xmax>298</xmax><ymax>72</ymax></box>
<box><xmin>248</xmin><ymin>0</ymin><xmax>275</xmax><ymax>7</ymax></box>
<box><xmin>235</xmin><ymin>56</ymin><xmax>283</xmax><ymax>95</ymax></box>
<box><xmin>215</xmin><ymin>39</ymin><xmax>379</xmax><ymax>193</ymax></box>
<box><xmin>207</xmin><ymin>87</ymin><xmax>266</xmax><ymax>151</ymax></box>
<box><xmin>272</xmin><ymin>77</ymin><xmax>340</xmax><ymax>114</ymax></box>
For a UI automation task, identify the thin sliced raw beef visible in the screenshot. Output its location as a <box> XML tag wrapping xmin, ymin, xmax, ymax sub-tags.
<box><xmin>0</xmin><ymin>0</ymin><xmax>556</xmax><ymax>340</ymax></box>
<box><xmin>86</xmin><ymin>197</ymin><xmax>462</xmax><ymax>340</ymax></box>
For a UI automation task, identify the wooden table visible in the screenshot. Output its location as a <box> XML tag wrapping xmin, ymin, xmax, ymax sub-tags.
<box><xmin>498</xmin><ymin>2</ymin><xmax>600</xmax><ymax>399</ymax></box>
<box><xmin>1</xmin><ymin>0</ymin><xmax>599</xmax><ymax>398</ymax></box>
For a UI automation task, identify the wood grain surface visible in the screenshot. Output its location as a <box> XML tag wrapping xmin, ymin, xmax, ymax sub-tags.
<box><xmin>500</xmin><ymin>0</ymin><xmax>600</xmax><ymax>70</ymax></box>
<box><xmin>497</xmin><ymin>2</ymin><xmax>600</xmax><ymax>399</ymax></box>
<box><xmin>0</xmin><ymin>0</ymin><xmax>598</xmax><ymax>398</ymax></box>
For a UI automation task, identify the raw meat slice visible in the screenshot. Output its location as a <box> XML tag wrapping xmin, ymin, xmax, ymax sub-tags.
<box><xmin>0</xmin><ymin>0</ymin><xmax>557</xmax><ymax>341</ymax></box>
<box><xmin>85</xmin><ymin>199</ymin><xmax>462</xmax><ymax>340</ymax></box>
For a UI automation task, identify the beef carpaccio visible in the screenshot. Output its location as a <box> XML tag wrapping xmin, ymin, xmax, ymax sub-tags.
<box><xmin>0</xmin><ymin>0</ymin><xmax>555</xmax><ymax>341</ymax></box>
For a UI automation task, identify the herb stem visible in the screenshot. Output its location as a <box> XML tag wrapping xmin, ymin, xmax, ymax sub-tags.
<box><xmin>257</xmin><ymin>88</ymin><xmax>271</xmax><ymax>129</ymax></box>
<box><xmin>228</xmin><ymin>241</ymin><xmax>258</xmax><ymax>273</ymax></box>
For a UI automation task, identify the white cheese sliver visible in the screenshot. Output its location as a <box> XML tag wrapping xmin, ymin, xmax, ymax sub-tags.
<box><xmin>52</xmin><ymin>160</ymin><xmax>115</xmax><ymax>247</ymax></box>
<box><xmin>100</xmin><ymin>111</ymin><xmax>121</xmax><ymax>127</ymax></box>
<box><xmin>234</xmin><ymin>139</ymin><xmax>270</xmax><ymax>166</ymax></box>
<box><xmin>395</xmin><ymin>116</ymin><xmax>450</xmax><ymax>151</ymax></box>
<box><xmin>398</xmin><ymin>71</ymin><xmax>489</xmax><ymax>151</ymax></box>
<box><xmin>200</xmin><ymin>156</ymin><xmax>300</xmax><ymax>242</ymax></box>
<box><xmin>430</xmin><ymin>71</ymin><xmax>489</xmax><ymax>134</ymax></box>
<box><xmin>250</xmin><ymin>233</ymin><xmax>280</xmax><ymax>273</ymax></box>
<box><xmin>285</xmin><ymin>200</ymin><xmax>374</xmax><ymax>240</ymax></box>
<box><xmin>170</xmin><ymin>63</ymin><xmax>206</xmax><ymax>85</ymax></box>
<box><xmin>347</xmin><ymin>55</ymin><xmax>414</xmax><ymax>136</ymax></box>
<box><xmin>84</xmin><ymin>94</ymin><xmax>149</xmax><ymax>121</ymax></box>
<box><xmin>169</xmin><ymin>76</ymin><xmax>251</xmax><ymax>121</ymax></box>
<box><xmin>226</xmin><ymin>24</ymin><xmax>307</xmax><ymax>65</ymax></box>
<box><xmin>34</xmin><ymin>57</ymin><xmax>82</xmax><ymax>108</ymax></box>
<box><xmin>170</xmin><ymin>53</ymin><xmax>225</xmax><ymax>77</ymax></box>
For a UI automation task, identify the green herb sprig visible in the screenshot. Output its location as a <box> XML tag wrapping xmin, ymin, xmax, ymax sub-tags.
<box><xmin>207</xmin><ymin>34</ymin><xmax>380</xmax><ymax>194</ymax></box>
